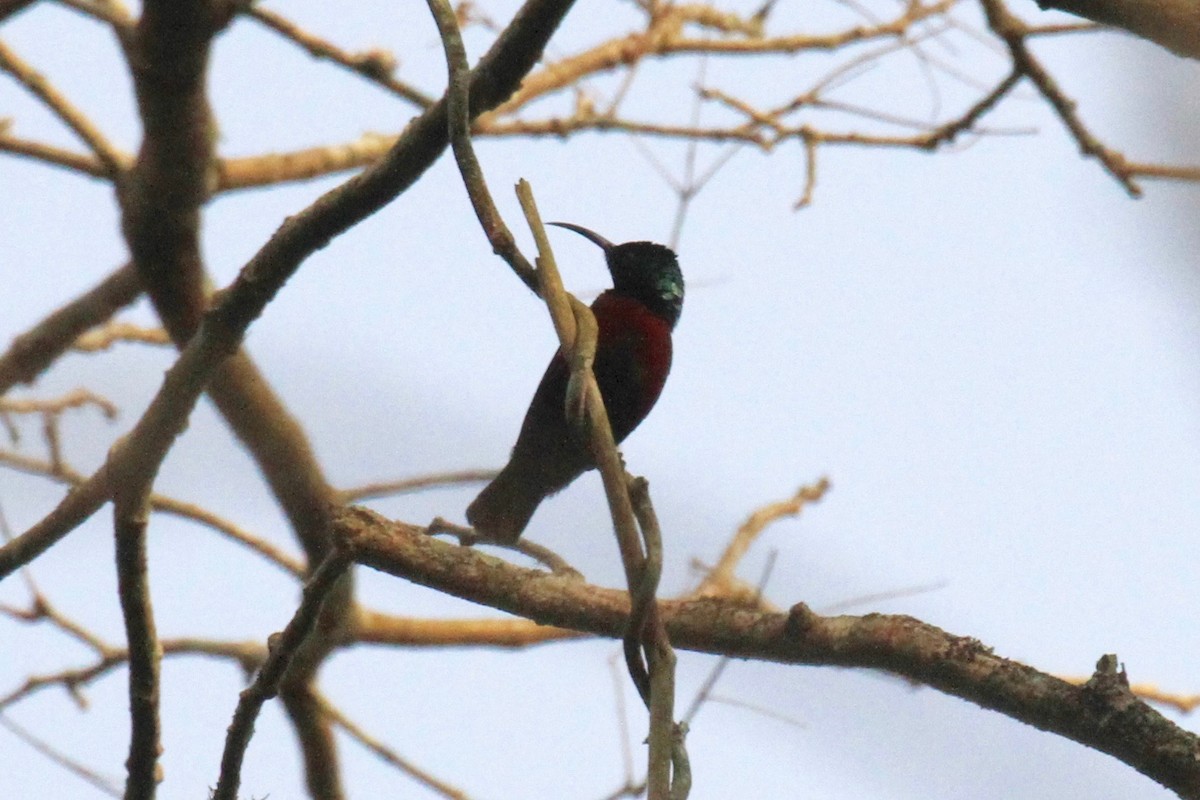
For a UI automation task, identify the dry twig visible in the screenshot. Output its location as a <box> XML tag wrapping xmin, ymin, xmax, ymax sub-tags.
<box><xmin>0</xmin><ymin>713</ymin><xmax>121</xmax><ymax>797</ymax></box>
<box><xmin>697</xmin><ymin>477</ymin><xmax>829</xmax><ymax>599</ymax></box>
<box><xmin>246</xmin><ymin>6</ymin><xmax>433</xmax><ymax>108</ymax></box>
<box><xmin>0</xmin><ymin>39</ymin><xmax>127</xmax><ymax>176</ymax></box>
<box><xmin>316</xmin><ymin>693</ymin><xmax>471</xmax><ymax>800</ymax></box>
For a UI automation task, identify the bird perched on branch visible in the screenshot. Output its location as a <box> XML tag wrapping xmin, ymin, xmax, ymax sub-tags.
<box><xmin>466</xmin><ymin>223</ymin><xmax>684</xmax><ymax>542</ymax></box>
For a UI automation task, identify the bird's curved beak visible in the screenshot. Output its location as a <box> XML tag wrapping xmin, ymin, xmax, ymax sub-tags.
<box><xmin>546</xmin><ymin>221</ymin><xmax>614</xmax><ymax>252</ymax></box>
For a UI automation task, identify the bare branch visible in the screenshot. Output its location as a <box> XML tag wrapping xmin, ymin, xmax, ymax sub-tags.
<box><xmin>112</xmin><ymin>492</ymin><xmax>161</xmax><ymax>800</ymax></box>
<box><xmin>428</xmin><ymin>516</ymin><xmax>584</xmax><ymax>577</ymax></box>
<box><xmin>484</xmin><ymin>0</ymin><xmax>958</xmax><ymax>117</ymax></box>
<box><xmin>0</xmin><ymin>387</ymin><xmax>117</xmax><ymax>421</ymax></box>
<box><xmin>212</xmin><ymin>551</ymin><xmax>351</xmax><ymax>800</ymax></box>
<box><xmin>0</xmin><ymin>448</ymin><xmax>306</xmax><ymax>577</ymax></box>
<box><xmin>245</xmin><ymin>6</ymin><xmax>434</xmax><ymax>108</ymax></box>
<box><xmin>981</xmin><ymin>0</ymin><xmax>1140</xmax><ymax>195</ymax></box>
<box><xmin>317</xmin><ymin>693</ymin><xmax>472</xmax><ymax>800</ymax></box>
<box><xmin>0</xmin><ymin>39</ymin><xmax>128</xmax><ymax>176</ymax></box>
<box><xmin>0</xmin><ymin>713</ymin><xmax>122</xmax><ymax>797</ymax></box>
<box><xmin>338</xmin><ymin>469</ymin><xmax>496</xmax><ymax>502</ymax></box>
<box><xmin>429</xmin><ymin>0</ymin><xmax>539</xmax><ymax>290</ymax></box>
<box><xmin>352</xmin><ymin>607</ymin><xmax>580</xmax><ymax>647</ymax></box>
<box><xmin>72</xmin><ymin>321</ymin><xmax>170</xmax><ymax>352</ymax></box>
<box><xmin>0</xmin><ymin>636</ymin><xmax>266</xmax><ymax>710</ymax></box>
<box><xmin>0</xmin><ymin>388</ymin><xmax>118</xmax><ymax>469</ymax></box>
<box><xmin>216</xmin><ymin>134</ymin><xmax>397</xmax><ymax>191</ymax></box>
<box><xmin>1055</xmin><ymin>676</ymin><xmax>1200</xmax><ymax>715</ymax></box>
<box><xmin>1034</xmin><ymin>0</ymin><xmax>1200</xmax><ymax>59</ymax></box>
<box><xmin>0</xmin><ymin>0</ymin><xmax>580</xmax><ymax>580</ymax></box>
<box><xmin>0</xmin><ymin>0</ymin><xmax>37</xmax><ymax>23</ymax></box>
<box><xmin>282</xmin><ymin>684</ymin><xmax>345</xmax><ymax>800</ymax></box>
<box><xmin>338</xmin><ymin>506</ymin><xmax>1200</xmax><ymax>799</ymax></box>
<box><xmin>697</xmin><ymin>478</ymin><xmax>829</xmax><ymax>599</ymax></box>
<box><xmin>53</xmin><ymin>0</ymin><xmax>136</xmax><ymax>33</ymax></box>
<box><xmin>0</xmin><ymin>131</ymin><xmax>108</xmax><ymax>177</ymax></box>
<box><xmin>0</xmin><ymin>265</ymin><xmax>141</xmax><ymax>396</ymax></box>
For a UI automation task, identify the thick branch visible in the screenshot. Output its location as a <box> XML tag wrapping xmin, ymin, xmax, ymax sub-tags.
<box><xmin>0</xmin><ymin>0</ymin><xmax>37</xmax><ymax>23</ymax></box>
<box><xmin>121</xmin><ymin>0</ymin><xmax>342</xmax><ymax>573</ymax></box>
<box><xmin>337</xmin><ymin>505</ymin><xmax>1200</xmax><ymax>799</ymax></box>
<box><xmin>1036</xmin><ymin>0</ymin><xmax>1200</xmax><ymax>59</ymax></box>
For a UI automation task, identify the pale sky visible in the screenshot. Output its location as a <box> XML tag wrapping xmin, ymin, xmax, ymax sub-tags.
<box><xmin>2</xmin><ymin>2</ymin><xmax>1199</xmax><ymax>798</ymax></box>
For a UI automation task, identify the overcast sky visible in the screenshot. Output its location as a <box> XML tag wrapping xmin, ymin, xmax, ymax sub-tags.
<box><xmin>2</xmin><ymin>1</ymin><xmax>1200</xmax><ymax>798</ymax></box>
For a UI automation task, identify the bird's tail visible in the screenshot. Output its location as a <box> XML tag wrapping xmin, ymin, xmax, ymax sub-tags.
<box><xmin>466</xmin><ymin>465</ymin><xmax>545</xmax><ymax>543</ymax></box>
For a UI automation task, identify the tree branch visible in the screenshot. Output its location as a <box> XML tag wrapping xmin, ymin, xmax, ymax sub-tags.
<box><xmin>211</xmin><ymin>550</ymin><xmax>351</xmax><ymax>800</ymax></box>
<box><xmin>0</xmin><ymin>448</ymin><xmax>306</xmax><ymax>577</ymax></box>
<box><xmin>0</xmin><ymin>0</ymin><xmax>579</xmax><ymax>582</ymax></box>
<box><xmin>244</xmin><ymin>6</ymin><xmax>434</xmax><ymax>108</ymax></box>
<box><xmin>981</xmin><ymin>0</ymin><xmax>1141</xmax><ymax>195</ymax></box>
<box><xmin>1035</xmin><ymin>0</ymin><xmax>1200</xmax><ymax>59</ymax></box>
<box><xmin>0</xmin><ymin>265</ymin><xmax>140</xmax><ymax>395</ymax></box>
<box><xmin>112</xmin><ymin>492</ymin><xmax>161</xmax><ymax>800</ymax></box>
<box><xmin>337</xmin><ymin>505</ymin><xmax>1200</xmax><ymax>800</ymax></box>
<box><xmin>0</xmin><ymin>38</ymin><xmax>128</xmax><ymax>176</ymax></box>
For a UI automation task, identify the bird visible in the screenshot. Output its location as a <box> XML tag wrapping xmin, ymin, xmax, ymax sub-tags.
<box><xmin>466</xmin><ymin>222</ymin><xmax>684</xmax><ymax>543</ymax></box>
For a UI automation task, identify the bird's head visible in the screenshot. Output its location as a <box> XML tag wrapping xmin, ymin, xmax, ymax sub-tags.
<box><xmin>547</xmin><ymin>222</ymin><xmax>684</xmax><ymax>329</ymax></box>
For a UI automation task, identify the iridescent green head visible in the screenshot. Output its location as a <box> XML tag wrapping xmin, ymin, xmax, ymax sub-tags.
<box><xmin>547</xmin><ymin>222</ymin><xmax>685</xmax><ymax>329</ymax></box>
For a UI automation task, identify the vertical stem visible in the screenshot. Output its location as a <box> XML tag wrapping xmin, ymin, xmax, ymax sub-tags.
<box><xmin>211</xmin><ymin>550</ymin><xmax>351</xmax><ymax>800</ymax></box>
<box><xmin>113</xmin><ymin>492</ymin><xmax>161</xmax><ymax>800</ymax></box>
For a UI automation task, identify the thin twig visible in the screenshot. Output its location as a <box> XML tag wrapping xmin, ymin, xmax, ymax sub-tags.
<box><xmin>0</xmin><ymin>387</ymin><xmax>117</xmax><ymax>420</ymax></box>
<box><xmin>72</xmin><ymin>322</ymin><xmax>170</xmax><ymax>352</ymax></box>
<box><xmin>0</xmin><ymin>132</ymin><xmax>108</xmax><ymax>177</ymax></box>
<box><xmin>352</xmin><ymin>608</ymin><xmax>579</xmax><ymax>648</ymax></box>
<box><xmin>0</xmin><ymin>448</ymin><xmax>306</xmax><ymax>577</ymax></box>
<box><xmin>979</xmin><ymin>0</ymin><xmax>1139</xmax><ymax>195</ymax></box>
<box><xmin>697</xmin><ymin>478</ymin><xmax>829</xmax><ymax>598</ymax></box>
<box><xmin>112</xmin><ymin>490</ymin><xmax>160</xmax><ymax>800</ymax></box>
<box><xmin>316</xmin><ymin>694</ymin><xmax>471</xmax><ymax>800</ymax></box>
<box><xmin>1</xmin><ymin>637</ymin><xmax>267</xmax><ymax>710</ymax></box>
<box><xmin>1053</xmin><ymin>677</ymin><xmax>1200</xmax><ymax>715</ymax></box>
<box><xmin>608</xmin><ymin>651</ymin><xmax>636</xmax><ymax>783</ymax></box>
<box><xmin>683</xmin><ymin>553</ymin><xmax>778</xmax><ymax>724</ymax></box>
<box><xmin>245</xmin><ymin>7</ymin><xmax>434</xmax><ymax>109</ymax></box>
<box><xmin>0</xmin><ymin>713</ymin><xmax>122</xmax><ymax>797</ymax></box>
<box><xmin>338</xmin><ymin>469</ymin><xmax>496</xmax><ymax>502</ymax></box>
<box><xmin>427</xmin><ymin>516</ymin><xmax>583</xmax><ymax>577</ymax></box>
<box><xmin>0</xmin><ymin>39</ymin><xmax>127</xmax><ymax>176</ymax></box>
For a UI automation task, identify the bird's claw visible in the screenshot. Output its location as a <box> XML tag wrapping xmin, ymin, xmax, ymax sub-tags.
<box><xmin>564</xmin><ymin>358</ymin><xmax>592</xmax><ymax>428</ymax></box>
